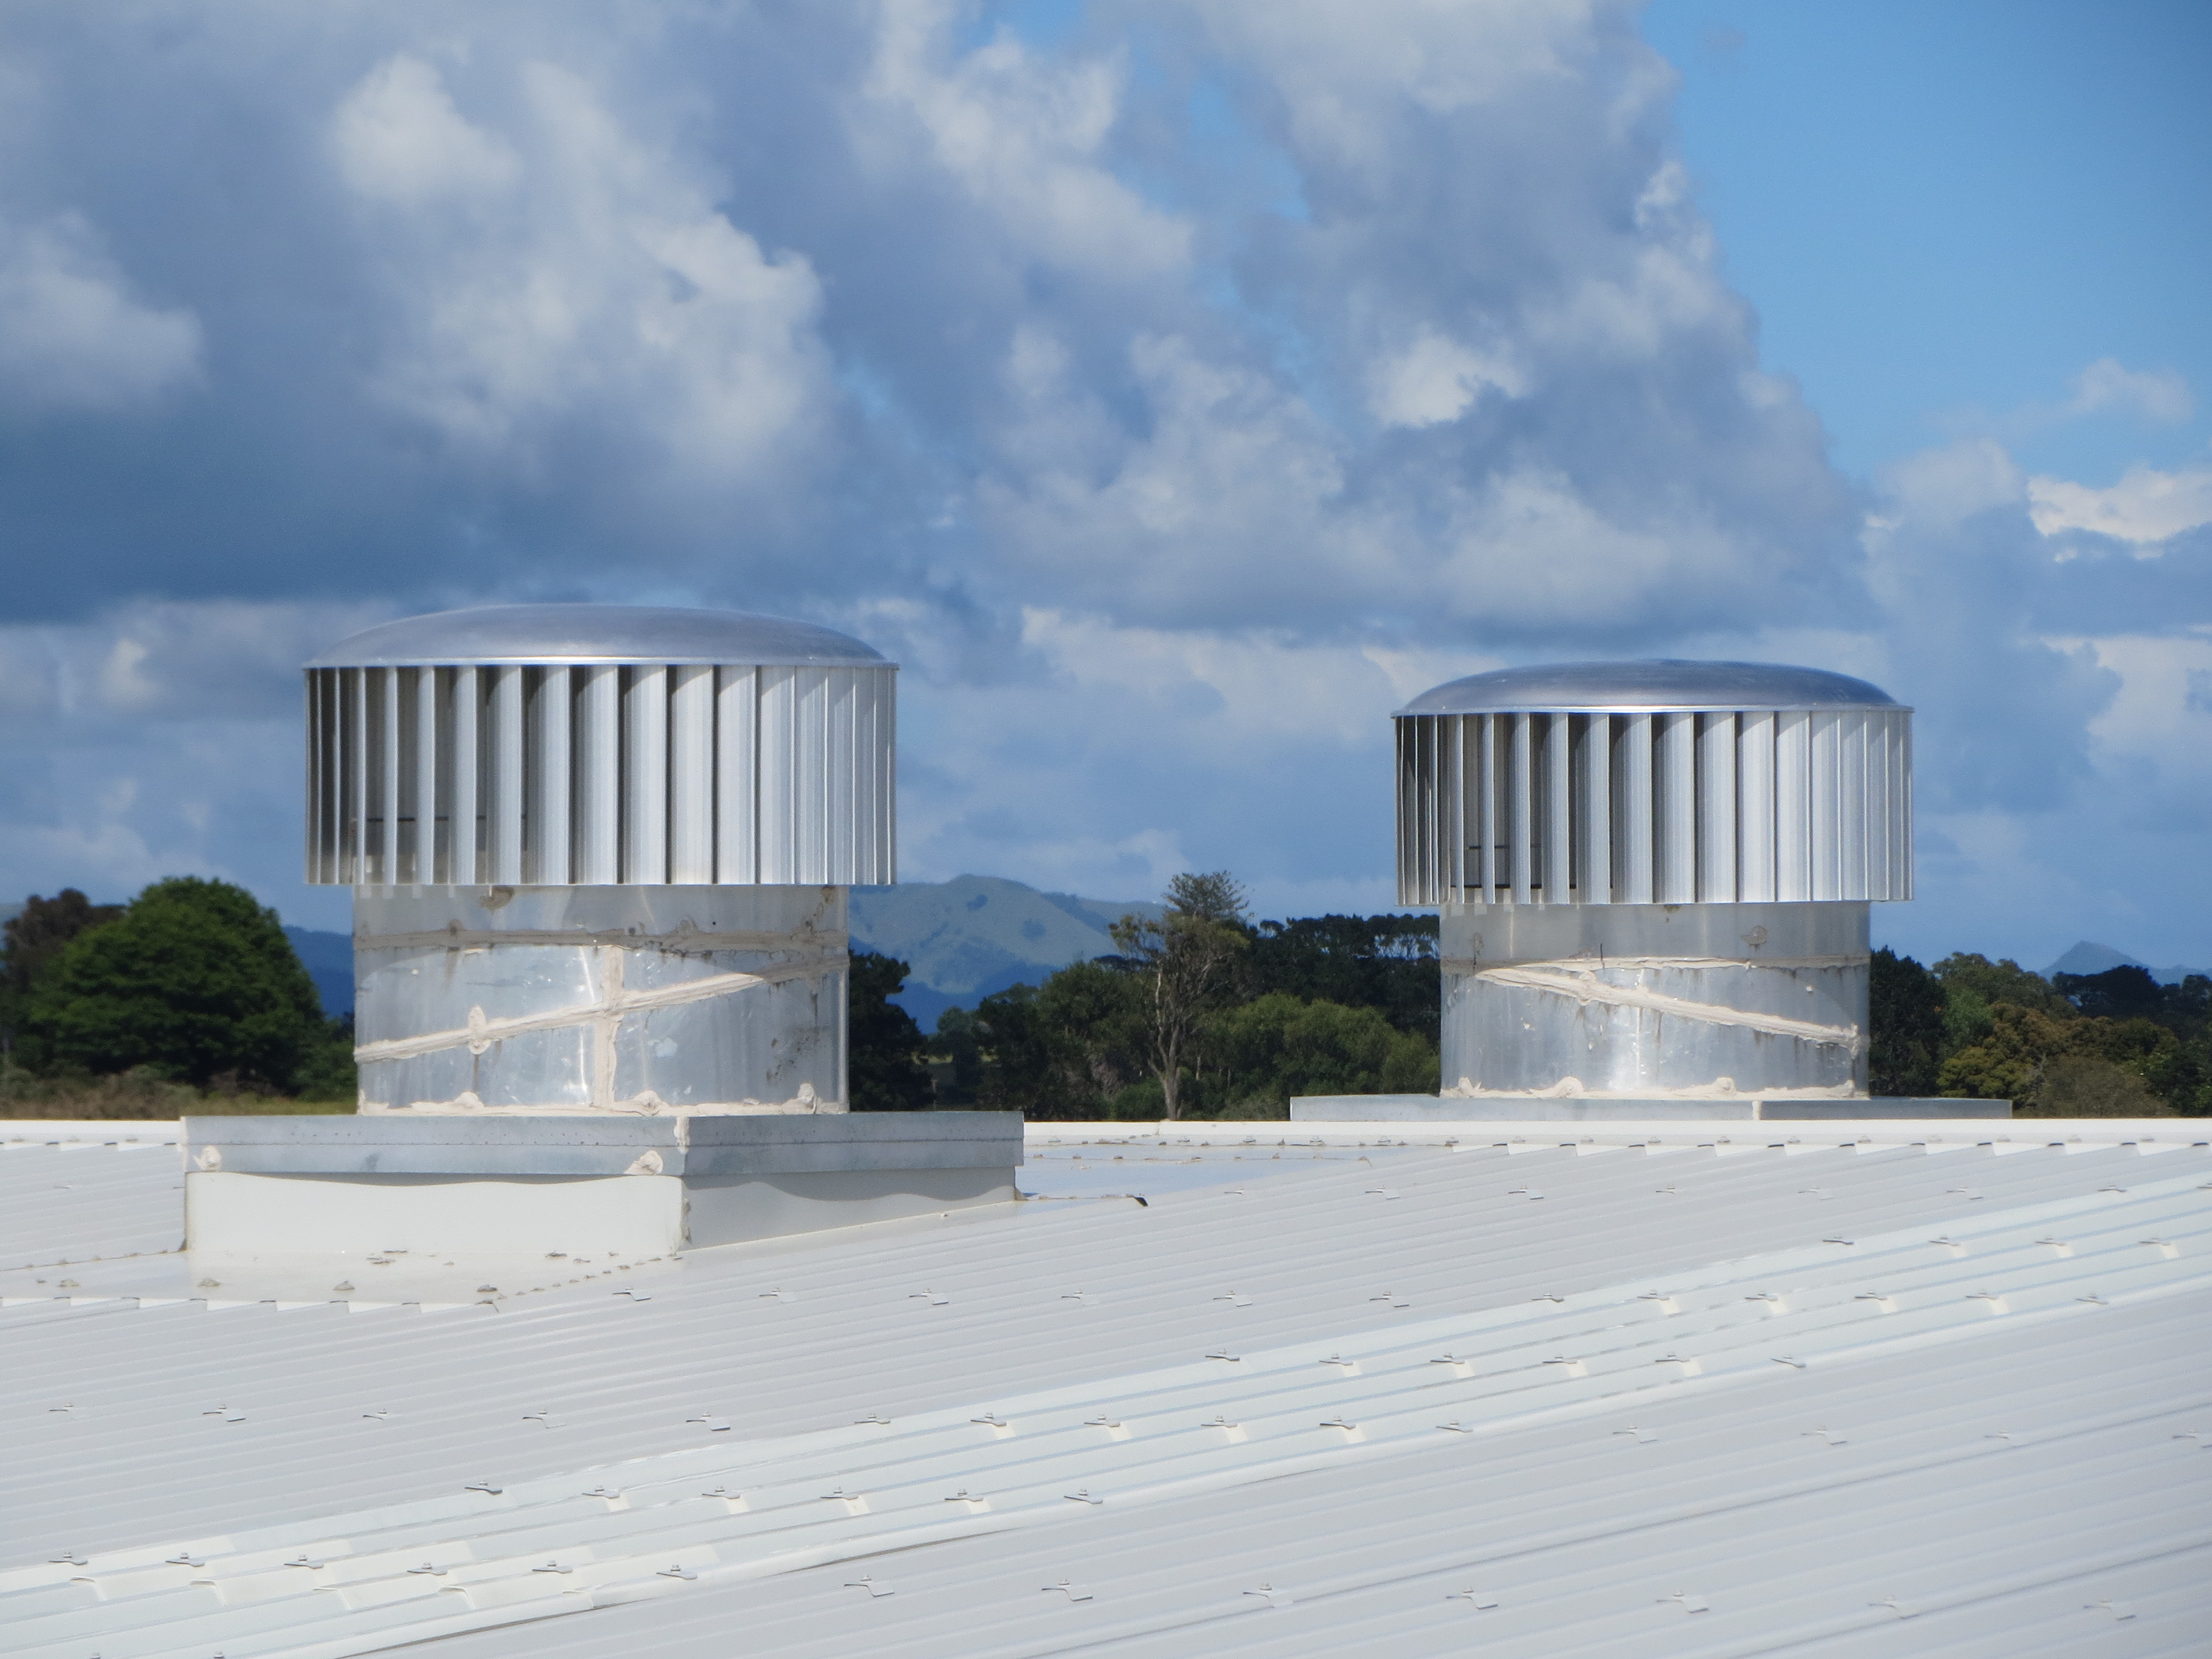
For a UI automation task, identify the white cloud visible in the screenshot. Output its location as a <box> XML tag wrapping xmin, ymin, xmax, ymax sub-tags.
<box><xmin>895</xmin><ymin>607</ymin><xmax>1447</xmax><ymax>914</ymax></box>
<box><xmin>1181</xmin><ymin>0</ymin><xmax>1582</xmax><ymax>178</ymax></box>
<box><xmin>2081</xmin><ymin>631</ymin><xmax>2212</xmax><ymax>754</ymax></box>
<box><xmin>2026</xmin><ymin>463</ymin><xmax>2212</xmax><ymax>548</ymax></box>
<box><xmin>332</xmin><ymin>55</ymin><xmax>521</xmax><ymax>204</ymax></box>
<box><xmin>10</xmin><ymin>1</ymin><xmax>2202</xmax><ymax>966</ymax></box>
<box><xmin>336</xmin><ymin>58</ymin><xmax>831</xmax><ymax>477</ymax></box>
<box><xmin>977</xmin><ymin>331</ymin><xmax>1368</xmax><ymax>625</ymax></box>
<box><xmin>1368</xmin><ymin>330</ymin><xmax>1525</xmax><ymax>427</ymax></box>
<box><xmin>0</xmin><ymin>213</ymin><xmax>201</xmax><ymax>414</ymax></box>
<box><xmin>860</xmin><ymin>0</ymin><xmax>1190</xmax><ymax>280</ymax></box>
<box><xmin>2068</xmin><ymin>356</ymin><xmax>2192</xmax><ymax>424</ymax></box>
<box><xmin>1018</xmin><ymin>607</ymin><xmax>1459</xmax><ymax>748</ymax></box>
<box><xmin>0</xmin><ymin>599</ymin><xmax>392</xmax><ymax>723</ymax></box>
<box><xmin>1875</xmin><ymin>437</ymin><xmax>2023</xmax><ymax>528</ymax></box>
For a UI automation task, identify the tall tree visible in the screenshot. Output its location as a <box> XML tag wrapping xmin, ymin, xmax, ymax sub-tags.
<box><xmin>1205</xmin><ymin>992</ymin><xmax>1438</xmax><ymax>1110</ymax></box>
<box><xmin>28</xmin><ymin>877</ymin><xmax>328</xmax><ymax>1089</ymax></box>
<box><xmin>966</xmin><ymin>962</ymin><xmax>1147</xmax><ymax>1118</ymax></box>
<box><xmin>1868</xmin><ymin>947</ymin><xmax>1944</xmax><ymax>1096</ymax></box>
<box><xmin>846</xmin><ymin>951</ymin><xmax>933</xmax><ymax>1111</ymax></box>
<box><xmin>1244</xmin><ymin>913</ymin><xmax>1441</xmax><ymax>1042</ymax></box>
<box><xmin>1110</xmin><ymin>871</ymin><xmax>1250</xmax><ymax>1120</ymax></box>
<box><xmin>1</xmin><ymin>890</ymin><xmax>126</xmax><ymax>1068</ymax></box>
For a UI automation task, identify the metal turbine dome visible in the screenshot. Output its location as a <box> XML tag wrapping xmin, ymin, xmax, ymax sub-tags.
<box><xmin>1391</xmin><ymin>658</ymin><xmax>1915</xmax><ymax>1103</ymax></box>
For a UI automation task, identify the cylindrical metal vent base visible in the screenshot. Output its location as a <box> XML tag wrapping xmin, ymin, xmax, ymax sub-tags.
<box><xmin>1439</xmin><ymin>901</ymin><xmax>1869</xmax><ymax>1098</ymax></box>
<box><xmin>351</xmin><ymin>885</ymin><xmax>848</xmax><ymax>1114</ymax></box>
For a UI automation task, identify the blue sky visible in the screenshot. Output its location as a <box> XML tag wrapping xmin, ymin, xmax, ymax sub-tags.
<box><xmin>1645</xmin><ymin>0</ymin><xmax>2212</xmax><ymax>483</ymax></box>
<box><xmin>0</xmin><ymin>1</ymin><xmax>2205</xmax><ymax>974</ymax></box>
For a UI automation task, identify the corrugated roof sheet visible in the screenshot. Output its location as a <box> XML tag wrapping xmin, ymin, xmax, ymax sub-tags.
<box><xmin>2</xmin><ymin>1119</ymin><xmax>2207</xmax><ymax>1657</ymax></box>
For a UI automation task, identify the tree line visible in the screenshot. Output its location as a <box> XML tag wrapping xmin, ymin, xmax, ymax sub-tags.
<box><xmin>10</xmin><ymin>872</ymin><xmax>2202</xmax><ymax>1122</ymax></box>
<box><xmin>850</xmin><ymin>873</ymin><xmax>2211</xmax><ymax>1119</ymax></box>
<box><xmin>851</xmin><ymin>871</ymin><xmax>1442</xmax><ymax>1118</ymax></box>
<box><xmin>1871</xmin><ymin>948</ymin><xmax>2208</xmax><ymax>1116</ymax></box>
<box><xmin>1</xmin><ymin>879</ymin><xmax>355</xmax><ymax>1115</ymax></box>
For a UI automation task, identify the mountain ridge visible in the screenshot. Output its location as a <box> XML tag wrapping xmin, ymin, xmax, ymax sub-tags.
<box><xmin>2045</xmin><ymin>940</ymin><xmax>2208</xmax><ymax>987</ymax></box>
<box><xmin>849</xmin><ymin>875</ymin><xmax>1162</xmax><ymax>1029</ymax></box>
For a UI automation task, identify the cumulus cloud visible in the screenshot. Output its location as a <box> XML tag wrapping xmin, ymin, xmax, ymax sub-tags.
<box><xmin>2068</xmin><ymin>356</ymin><xmax>2193</xmax><ymax>424</ymax></box>
<box><xmin>0</xmin><ymin>212</ymin><xmax>201</xmax><ymax>414</ymax></box>
<box><xmin>334</xmin><ymin>56</ymin><xmax>833</xmax><ymax>480</ymax></box>
<box><xmin>860</xmin><ymin>0</ymin><xmax>1191</xmax><ymax>280</ymax></box>
<box><xmin>0</xmin><ymin>601</ymin><xmax>389</xmax><ymax>922</ymax></box>
<box><xmin>2026</xmin><ymin>462</ymin><xmax>2212</xmax><ymax>548</ymax></box>
<box><xmin>0</xmin><ymin>600</ymin><xmax>391</xmax><ymax>724</ymax></box>
<box><xmin>1863</xmin><ymin>442</ymin><xmax>2120</xmax><ymax>817</ymax></box>
<box><xmin>332</xmin><ymin>53</ymin><xmax>521</xmax><ymax>204</ymax></box>
<box><xmin>0</xmin><ymin>1</ymin><xmax>2197</xmax><ymax>963</ymax></box>
<box><xmin>1367</xmin><ymin>330</ymin><xmax>1526</xmax><ymax>428</ymax></box>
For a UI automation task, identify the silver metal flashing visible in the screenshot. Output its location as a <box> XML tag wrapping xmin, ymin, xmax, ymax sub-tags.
<box><xmin>1437</xmin><ymin>900</ymin><xmax>1872</xmax><ymax>1096</ymax></box>
<box><xmin>350</xmin><ymin>885</ymin><xmax>850</xmax><ymax>1114</ymax></box>
<box><xmin>309</xmin><ymin>605</ymin><xmax>889</xmax><ymax>669</ymax></box>
<box><xmin>176</xmin><ymin>1113</ymin><xmax>1024</xmax><ymax>1256</ymax></box>
<box><xmin>181</xmin><ymin>1111</ymin><xmax>1024</xmax><ymax>1180</ymax></box>
<box><xmin>1398</xmin><ymin>660</ymin><xmax>1900</xmax><ymax>716</ymax></box>
<box><xmin>1290</xmin><ymin>1094</ymin><xmax>2012</xmax><ymax>1121</ymax></box>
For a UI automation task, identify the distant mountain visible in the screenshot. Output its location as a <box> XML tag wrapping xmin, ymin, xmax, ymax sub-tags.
<box><xmin>850</xmin><ymin>875</ymin><xmax>1162</xmax><ymax>1030</ymax></box>
<box><xmin>2045</xmin><ymin>941</ymin><xmax>2208</xmax><ymax>987</ymax></box>
<box><xmin>285</xmin><ymin>926</ymin><xmax>355</xmax><ymax>1019</ymax></box>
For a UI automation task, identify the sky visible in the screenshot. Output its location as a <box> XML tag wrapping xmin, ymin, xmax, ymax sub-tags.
<box><xmin>0</xmin><ymin>0</ymin><xmax>2205</xmax><ymax>972</ymax></box>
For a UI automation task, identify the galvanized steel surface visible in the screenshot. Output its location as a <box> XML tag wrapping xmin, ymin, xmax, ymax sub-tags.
<box><xmin>308</xmin><ymin>607</ymin><xmax>889</xmax><ymax>669</ymax></box>
<box><xmin>1395</xmin><ymin>671</ymin><xmax>1910</xmax><ymax>909</ymax></box>
<box><xmin>4</xmin><ymin>1122</ymin><xmax>2207</xmax><ymax>1656</ymax></box>
<box><xmin>1437</xmin><ymin>902</ymin><xmax>1871</xmax><ymax>1097</ymax></box>
<box><xmin>305</xmin><ymin>663</ymin><xmax>896</xmax><ymax>887</ymax></box>
<box><xmin>1398</xmin><ymin>660</ymin><xmax>1900</xmax><ymax>716</ymax></box>
<box><xmin>351</xmin><ymin>886</ymin><xmax>850</xmax><ymax>1113</ymax></box>
<box><xmin>0</xmin><ymin>1140</ymin><xmax>181</xmax><ymax>1271</ymax></box>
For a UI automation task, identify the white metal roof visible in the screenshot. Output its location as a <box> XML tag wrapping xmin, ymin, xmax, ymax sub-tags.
<box><xmin>2</xmin><ymin>1118</ymin><xmax>2207</xmax><ymax>1657</ymax></box>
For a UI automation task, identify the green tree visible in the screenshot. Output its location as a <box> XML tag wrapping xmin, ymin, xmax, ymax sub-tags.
<box><xmin>1868</xmin><ymin>948</ymin><xmax>1945</xmax><ymax>1096</ymax></box>
<box><xmin>925</xmin><ymin>1005</ymin><xmax>983</xmax><ymax>1106</ymax></box>
<box><xmin>1205</xmin><ymin>993</ymin><xmax>1438</xmax><ymax>1112</ymax></box>
<box><xmin>2</xmin><ymin>889</ymin><xmax>126</xmax><ymax>1071</ymax></box>
<box><xmin>2035</xmin><ymin>1054</ymin><xmax>2168</xmax><ymax>1118</ymax></box>
<box><xmin>28</xmin><ymin>877</ymin><xmax>332</xmax><ymax>1090</ymax></box>
<box><xmin>2049</xmin><ymin>967</ymin><xmax>2210</xmax><ymax>1114</ymax></box>
<box><xmin>1110</xmin><ymin>872</ymin><xmax>1250</xmax><ymax>1119</ymax></box>
<box><xmin>1243</xmin><ymin>914</ymin><xmax>1441</xmax><ymax>1042</ymax></box>
<box><xmin>968</xmin><ymin>960</ymin><xmax>1147</xmax><ymax>1118</ymax></box>
<box><xmin>1931</xmin><ymin>953</ymin><xmax>2071</xmax><ymax>1060</ymax></box>
<box><xmin>846</xmin><ymin>951</ymin><xmax>933</xmax><ymax>1111</ymax></box>
<box><xmin>1940</xmin><ymin>1002</ymin><xmax>2178</xmax><ymax>1114</ymax></box>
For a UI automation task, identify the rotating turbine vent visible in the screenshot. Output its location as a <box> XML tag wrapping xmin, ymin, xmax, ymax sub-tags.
<box><xmin>303</xmin><ymin>605</ymin><xmax>896</xmax><ymax>1116</ymax></box>
<box><xmin>1392</xmin><ymin>661</ymin><xmax>1914</xmax><ymax>1101</ymax></box>
<box><xmin>306</xmin><ymin>605</ymin><xmax>894</xmax><ymax>888</ymax></box>
<box><xmin>1395</xmin><ymin>661</ymin><xmax>1909</xmax><ymax>908</ymax></box>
